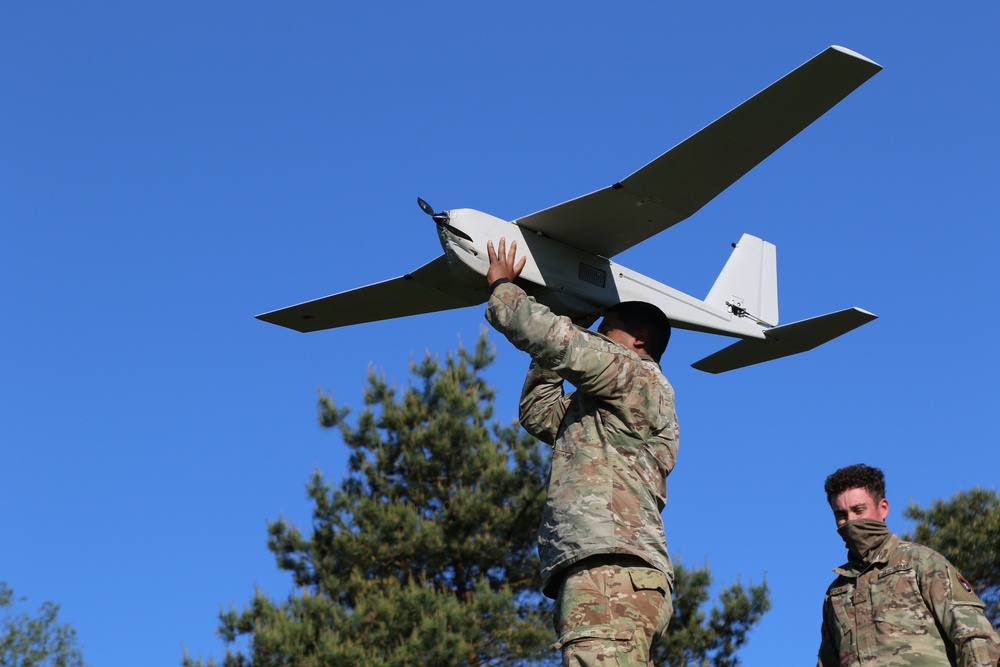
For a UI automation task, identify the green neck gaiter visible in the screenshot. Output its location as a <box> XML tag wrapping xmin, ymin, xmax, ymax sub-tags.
<box><xmin>837</xmin><ymin>518</ymin><xmax>891</xmax><ymax>564</ymax></box>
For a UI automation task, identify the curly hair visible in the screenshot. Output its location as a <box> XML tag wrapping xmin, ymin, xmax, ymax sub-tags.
<box><xmin>824</xmin><ymin>463</ymin><xmax>886</xmax><ymax>506</ymax></box>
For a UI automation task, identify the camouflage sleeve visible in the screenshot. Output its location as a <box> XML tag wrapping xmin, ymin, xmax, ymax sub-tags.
<box><xmin>917</xmin><ymin>550</ymin><xmax>1000</xmax><ymax>666</ymax></box>
<box><xmin>485</xmin><ymin>282</ymin><xmax>638</xmax><ymax>401</ymax></box>
<box><xmin>518</xmin><ymin>360</ymin><xmax>570</xmax><ymax>445</ymax></box>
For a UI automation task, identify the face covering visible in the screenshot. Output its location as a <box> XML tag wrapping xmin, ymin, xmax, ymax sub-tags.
<box><xmin>837</xmin><ymin>518</ymin><xmax>890</xmax><ymax>563</ymax></box>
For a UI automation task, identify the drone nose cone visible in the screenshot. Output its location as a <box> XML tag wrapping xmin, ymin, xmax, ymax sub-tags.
<box><xmin>416</xmin><ymin>196</ymin><xmax>468</xmax><ymax>239</ymax></box>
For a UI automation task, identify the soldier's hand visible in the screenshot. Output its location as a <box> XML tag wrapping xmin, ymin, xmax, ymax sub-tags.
<box><xmin>486</xmin><ymin>237</ymin><xmax>527</xmax><ymax>286</ymax></box>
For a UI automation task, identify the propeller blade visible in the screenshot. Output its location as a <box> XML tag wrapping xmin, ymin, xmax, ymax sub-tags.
<box><xmin>416</xmin><ymin>197</ymin><xmax>471</xmax><ymax>240</ymax></box>
<box><xmin>417</xmin><ymin>197</ymin><xmax>436</xmax><ymax>217</ymax></box>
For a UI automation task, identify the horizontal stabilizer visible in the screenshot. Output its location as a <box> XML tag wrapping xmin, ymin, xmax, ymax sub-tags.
<box><xmin>691</xmin><ymin>307</ymin><xmax>877</xmax><ymax>373</ymax></box>
<box><xmin>255</xmin><ymin>255</ymin><xmax>486</xmax><ymax>332</ymax></box>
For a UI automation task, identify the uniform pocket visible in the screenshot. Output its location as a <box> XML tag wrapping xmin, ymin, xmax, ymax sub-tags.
<box><xmin>629</xmin><ymin>568</ymin><xmax>669</xmax><ymax>595</ymax></box>
<box><xmin>827</xmin><ymin>585</ymin><xmax>854</xmax><ymax>638</ymax></box>
<box><xmin>553</xmin><ymin>622</ymin><xmax>637</xmax><ymax>649</ymax></box>
<box><xmin>629</xmin><ymin>567</ymin><xmax>674</xmax><ymax>641</ymax></box>
<box><xmin>871</xmin><ymin>567</ymin><xmax>933</xmax><ymax>634</ymax></box>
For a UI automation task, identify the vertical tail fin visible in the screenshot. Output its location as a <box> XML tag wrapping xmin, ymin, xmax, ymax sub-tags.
<box><xmin>705</xmin><ymin>233</ymin><xmax>778</xmax><ymax>326</ymax></box>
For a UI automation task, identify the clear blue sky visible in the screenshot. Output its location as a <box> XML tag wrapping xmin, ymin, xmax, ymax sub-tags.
<box><xmin>2</xmin><ymin>2</ymin><xmax>997</xmax><ymax>665</ymax></box>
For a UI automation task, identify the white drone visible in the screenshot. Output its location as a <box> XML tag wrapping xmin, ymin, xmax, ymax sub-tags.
<box><xmin>258</xmin><ymin>46</ymin><xmax>881</xmax><ymax>373</ymax></box>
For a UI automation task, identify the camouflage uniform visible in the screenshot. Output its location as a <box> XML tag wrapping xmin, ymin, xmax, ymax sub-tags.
<box><xmin>818</xmin><ymin>532</ymin><xmax>1000</xmax><ymax>667</ymax></box>
<box><xmin>554</xmin><ymin>556</ymin><xmax>673</xmax><ymax>666</ymax></box>
<box><xmin>486</xmin><ymin>282</ymin><xmax>678</xmax><ymax>665</ymax></box>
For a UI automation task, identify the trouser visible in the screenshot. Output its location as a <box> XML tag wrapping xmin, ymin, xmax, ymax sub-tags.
<box><xmin>553</xmin><ymin>555</ymin><xmax>673</xmax><ymax>667</ymax></box>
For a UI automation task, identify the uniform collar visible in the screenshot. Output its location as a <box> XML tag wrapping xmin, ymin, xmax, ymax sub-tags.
<box><xmin>590</xmin><ymin>330</ymin><xmax>658</xmax><ymax>365</ymax></box>
<box><xmin>832</xmin><ymin>532</ymin><xmax>900</xmax><ymax>577</ymax></box>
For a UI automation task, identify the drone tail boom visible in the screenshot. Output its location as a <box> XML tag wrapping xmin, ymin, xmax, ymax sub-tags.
<box><xmin>691</xmin><ymin>307</ymin><xmax>877</xmax><ymax>373</ymax></box>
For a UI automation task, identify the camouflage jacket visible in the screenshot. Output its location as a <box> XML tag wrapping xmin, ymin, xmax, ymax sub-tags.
<box><xmin>818</xmin><ymin>532</ymin><xmax>1000</xmax><ymax>667</ymax></box>
<box><xmin>485</xmin><ymin>283</ymin><xmax>679</xmax><ymax>598</ymax></box>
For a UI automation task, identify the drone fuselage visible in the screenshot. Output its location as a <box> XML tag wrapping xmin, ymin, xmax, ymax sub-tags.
<box><xmin>437</xmin><ymin>208</ymin><xmax>767</xmax><ymax>339</ymax></box>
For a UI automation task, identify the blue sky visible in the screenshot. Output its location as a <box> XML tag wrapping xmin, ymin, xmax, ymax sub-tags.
<box><xmin>2</xmin><ymin>2</ymin><xmax>997</xmax><ymax>665</ymax></box>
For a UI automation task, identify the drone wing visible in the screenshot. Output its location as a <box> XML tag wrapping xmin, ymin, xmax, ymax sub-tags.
<box><xmin>515</xmin><ymin>46</ymin><xmax>882</xmax><ymax>257</ymax></box>
<box><xmin>690</xmin><ymin>307</ymin><xmax>877</xmax><ymax>373</ymax></box>
<box><xmin>255</xmin><ymin>255</ymin><xmax>486</xmax><ymax>332</ymax></box>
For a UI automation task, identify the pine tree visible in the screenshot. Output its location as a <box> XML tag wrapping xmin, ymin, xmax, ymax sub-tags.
<box><xmin>1</xmin><ymin>582</ymin><xmax>87</xmax><ymax>667</ymax></box>
<box><xmin>187</xmin><ymin>332</ymin><xmax>770</xmax><ymax>666</ymax></box>
<box><xmin>652</xmin><ymin>563</ymin><xmax>770</xmax><ymax>667</ymax></box>
<box><xmin>187</xmin><ymin>333</ymin><xmax>552</xmax><ymax>667</ymax></box>
<box><xmin>903</xmin><ymin>487</ymin><xmax>1000</xmax><ymax>626</ymax></box>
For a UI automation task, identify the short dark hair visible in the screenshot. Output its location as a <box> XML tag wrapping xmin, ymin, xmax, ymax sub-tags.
<box><xmin>824</xmin><ymin>464</ymin><xmax>886</xmax><ymax>506</ymax></box>
<box><xmin>605</xmin><ymin>301</ymin><xmax>672</xmax><ymax>363</ymax></box>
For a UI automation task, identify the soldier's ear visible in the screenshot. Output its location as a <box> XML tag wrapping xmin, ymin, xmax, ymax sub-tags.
<box><xmin>877</xmin><ymin>497</ymin><xmax>889</xmax><ymax>520</ymax></box>
<box><xmin>634</xmin><ymin>326</ymin><xmax>650</xmax><ymax>348</ymax></box>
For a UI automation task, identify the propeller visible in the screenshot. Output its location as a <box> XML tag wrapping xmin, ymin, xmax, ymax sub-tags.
<box><xmin>417</xmin><ymin>197</ymin><xmax>473</xmax><ymax>242</ymax></box>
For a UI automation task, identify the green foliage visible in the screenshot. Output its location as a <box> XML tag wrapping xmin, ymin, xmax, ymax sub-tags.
<box><xmin>652</xmin><ymin>563</ymin><xmax>770</xmax><ymax>667</ymax></box>
<box><xmin>1</xmin><ymin>582</ymin><xmax>86</xmax><ymax>667</ymax></box>
<box><xmin>186</xmin><ymin>331</ymin><xmax>771</xmax><ymax>666</ymax></box>
<box><xmin>902</xmin><ymin>487</ymin><xmax>1000</xmax><ymax>626</ymax></box>
<box><xmin>186</xmin><ymin>333</ymin><xmax>553</xmax><ymax>667</ymax></box>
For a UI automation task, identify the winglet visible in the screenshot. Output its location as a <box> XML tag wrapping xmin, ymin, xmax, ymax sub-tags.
<box><xmin>691</xmin><ymin>307</ymin><xmax>877</xmax><ymax>373</ymax></box>
<box><xmin>829</xmin><ymin>45</ymin><xmax>881</xmax><ymax>68</ymax></box>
